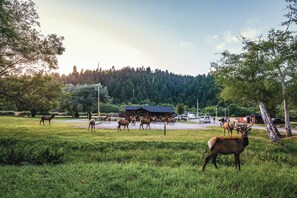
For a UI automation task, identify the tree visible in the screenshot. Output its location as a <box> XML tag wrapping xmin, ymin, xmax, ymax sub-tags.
<box><xmin>59</xmin><ymin>84</ymin><xmax>111</xmax><ymax>117</ymax></box>
<box><xmin>258</xmin><ymin>29</ymin><xmax>297</xmax><ymax>137</ymax></box>
<box><xmin>0</xmin><ymin>0</ymin><xmax>65</xmax><ymax>76</ymax></box>
<box><xmin>211</xmin><ymin>42</ymin><xmax>282</xmax><ymax>142</ymax></box>
<box><xmin>0</xmin><ymin>73</ymin><xmax>63</xmax><ymax>117</ymax></box>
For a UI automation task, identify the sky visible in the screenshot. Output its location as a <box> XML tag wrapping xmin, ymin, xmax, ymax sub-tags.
<box><xmin>33</xmin><ymin>0</ymin><xmax>288</xmax><ymax>76</ymax></box>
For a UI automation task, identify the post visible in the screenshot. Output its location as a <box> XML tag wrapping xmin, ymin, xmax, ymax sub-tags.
<box><xmin>98</xmin><ymin>83</ymin><xmax>100</xmax><ymax>119</ymax></box>
<box><xmin>216</xmin><ymin>105</ymin><xmax>218</xmax><ymax>119</ymax></box>
<box><xmin>164</xmin><ymin>123</ymin><xmax>166</xmax><ymax>135</ymax></box>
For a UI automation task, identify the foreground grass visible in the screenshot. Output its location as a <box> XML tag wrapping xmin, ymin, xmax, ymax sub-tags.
<box><xmin>0</xmin><ymin>116</ymin><xmax>297</xmax><ymax>197</ymax></box>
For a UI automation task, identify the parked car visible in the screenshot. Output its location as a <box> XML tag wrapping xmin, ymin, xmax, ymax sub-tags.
<box><xmin>272</xmin><ymin>118</ymin><xmax>285</xmax><ymax>124</ymax></box>
<box><xmin>174</xmin><ymin>114</ymin><xmax>189</xmax><ymax>121</ymax></box>
<box><xmin>199</xmin><ymin>116</ymin><xmax>212</xmax><ymax>123</ymax></box>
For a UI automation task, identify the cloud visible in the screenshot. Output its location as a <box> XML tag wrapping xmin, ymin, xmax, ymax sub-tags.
<box><xmin>240</xmin><ymin>28</ymin><xmax>261</xmax><ymax>40</ymax></box>
<box><xmin>223</xmin><ymin>31</ymin><xmax>241</xmax><ymax>43</ymax></box>
<box><xmin>215</xmin><ymin>28</ymin><xmax>261</xmax><ymax>53</ymax></box>
<box><xmin>206</xmin><ymin>34</ymin><xmax>218</xmax><ymax>42</ymax></box>
<box><xmin>180</xmin><ymin>41</ymin><xmax>194</xmax><ymax>48</ymax></box>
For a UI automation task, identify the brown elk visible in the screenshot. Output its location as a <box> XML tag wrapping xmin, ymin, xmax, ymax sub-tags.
<box><xmin>166</xmin><ymin>117</ymin><xmax>175</xmax><ymax>125</ymax></box>
<box><xmin>117</xmin><ymin>118</ymin><xmax>129</xmax><ymax>132</ymax></box>
<box><xmin>88</xmin><ymin>119</ymin><xmax>96</xmax><ymax>132</ymax></box>
<box><xmin>130</xmin><ymin>116</ymin><xmax>136</xmax><ymax>126</ymax></box>
<box><xmin>40</xmin><ymin>114</ymin><xmax>55</xmax><ymax>125</ymax></box>
<box><xmin>140</xmin><ymin>117</ymin><xmax>151</xmax><ymax>130</ymax></box>
<box><xmin>223</xmin><ymin>121</ymin><xmax>235</xmax><ymax>136</ymax></box>
<box><xmin>202</xmin><ymin>122</ymin><xmax>253</xmax><ymax>171</ymax></box>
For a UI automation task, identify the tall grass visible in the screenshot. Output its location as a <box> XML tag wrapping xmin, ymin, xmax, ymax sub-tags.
<box><xmin>0</xmin><ymin>116</ymin><xmax>296</xmax><ymax>197</ymax></box>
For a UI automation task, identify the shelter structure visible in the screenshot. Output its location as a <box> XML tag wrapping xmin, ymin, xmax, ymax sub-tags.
<box><xmin>124</xmin><ymin>106</ymin><xmax>175</xmax><ymax>117</ymax></box>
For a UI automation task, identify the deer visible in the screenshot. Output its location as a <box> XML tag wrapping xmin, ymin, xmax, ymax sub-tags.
<box><xmin>223</xmin><ymin>121</ymin><xmax>235</xmax><ymax>137</ymax></box>
<box><xmin>117</xmin><ymin>118</ymin><xmax>129</xmax><ymax>132</ymax></box>
<box><xmin>88</xmin><ymin>119</ymin><xmax>96</xmax><ymax>132</ymax></box>
<box><xmin>40</xmin><ymin>114</ymin><xmax>55</xmax><ymax>125</ymax></box>
<box><xmin>202</xmin><ymin>122</ymin><xmax>253</xmax><ymax>171</ymax></box>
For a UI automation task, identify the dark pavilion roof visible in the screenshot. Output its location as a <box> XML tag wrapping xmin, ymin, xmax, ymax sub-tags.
<box><xmin>125</xmin><ymin>106</ymin><xmax>175</xmax><ymax>113</ymax></box>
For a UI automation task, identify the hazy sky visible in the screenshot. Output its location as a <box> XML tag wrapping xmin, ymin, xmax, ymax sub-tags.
<box><xmin>33</xmin><ymin>0</ymin><xmax>287</xmax><ymax>76</ymax></box>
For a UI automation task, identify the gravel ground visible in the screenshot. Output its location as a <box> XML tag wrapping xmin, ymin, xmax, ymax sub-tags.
<box><xmin>60</xmin><ymin>119</ymin><xmax>297</xmax><ymax>133</ymax></box>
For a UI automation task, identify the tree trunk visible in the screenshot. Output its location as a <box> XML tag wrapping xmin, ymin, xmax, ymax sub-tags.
<box><xmin>282</xmin><ymin>81</ymin><xmax>292</xmax><ymax>137</ymax></box>
<box><xmin>258</xmin><ymin>101</ymin><xmax>281</xmax><ymax>142</ymax></box>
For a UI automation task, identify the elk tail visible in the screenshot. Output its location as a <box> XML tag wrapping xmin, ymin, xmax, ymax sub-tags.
<box><xmin>208</xmin><ymin>137</ymin><xmax>217</xmax><ymax>149</ymax></box>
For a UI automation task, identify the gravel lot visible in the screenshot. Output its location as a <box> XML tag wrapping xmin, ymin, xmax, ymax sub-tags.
<box><xmin>60</xmin><ymin>119</ymin><xmax>297</xmax><ymax>133</ymax></box>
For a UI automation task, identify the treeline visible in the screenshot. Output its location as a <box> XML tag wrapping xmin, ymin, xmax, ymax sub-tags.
<box><xmin>54</xmin><ymin>66</ymin><xmax>220</xmax><ymax>108</ymax></box>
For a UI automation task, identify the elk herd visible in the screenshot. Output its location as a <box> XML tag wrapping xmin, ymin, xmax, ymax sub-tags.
<box><xmin>40</xmin><ymin>113</ymin><xmax>254</xmax><ymax>171</ymax></box>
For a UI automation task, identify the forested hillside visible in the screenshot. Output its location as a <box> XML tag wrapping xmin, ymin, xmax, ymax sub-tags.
<box><xmin>55</xmin><ymin>66</ymin><xmax>220</xmax><ymax>108</ymax></box>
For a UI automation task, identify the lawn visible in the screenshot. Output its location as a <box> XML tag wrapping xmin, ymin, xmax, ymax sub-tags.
<box><xmin>0</xmin><ymin>116</ymin><xmax>296</xmax><ymax>197</ymax></box>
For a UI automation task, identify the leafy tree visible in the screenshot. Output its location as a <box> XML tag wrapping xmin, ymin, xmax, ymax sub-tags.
<box><xmin>0</xmin><ymin>73</ymin><xmax>63</xmax><ymax>117</ymax></box>
<box><xmin>176</xmin><ymin>104</ymin><xmax>185</xmax><ymax>115</ymax></box>
<box><xmin>59</xmin><ymin>84</ymin><xmax>111</xmax><ymax>117</ymax></box>
<box><xmin>257</xmin><ymin>29</ymin><xmax>297</xmax><ymax>137</ymax></box>
<box><xmin>0</xmin><ymin>0</ymin><xmax>65</xmax><ymax>76</ymax></box>
<box><xmin>211</xmin><ymin>42</ymin><xmax>282</xmax><ymax>142</ymax></box>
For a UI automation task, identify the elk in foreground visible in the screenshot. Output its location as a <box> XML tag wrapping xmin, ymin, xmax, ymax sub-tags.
<box><xmin>117</xmin><ymin>118</ymin><xmax>129</xmax><ymax>132</ymax></box>
<box><xmin>40</xmin><ymin>114</ymin><xmax>55</xmax><ymax>125</ymax></box>
<box><xmin>88</xmin><ymin>119</ymin><xmax>96</xmax><ymax>132</ymax></box>
<box><xmin>202</xmin><ymin>122</ymin><xmax>253</xmax><ymax>171</ymax></box>
<box><xmin>223</xmin><ymin>121</ymin><xmax>235</xmax><ymax>137</ymax></box>
<box><xmin>140</xmin><ymin>117</ymin><xmax>151</xmax><ymax>130</ymax></box>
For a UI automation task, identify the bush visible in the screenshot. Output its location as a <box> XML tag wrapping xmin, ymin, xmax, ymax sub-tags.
<box><xmin>0</xmin><ymin>138</ymin><xmax>64</xmax><ymax>165</ymax></box>
<box><xmin>0</xmin><ymin>111</ymin><xmax>15</xmax><ymax>116</ymax></box>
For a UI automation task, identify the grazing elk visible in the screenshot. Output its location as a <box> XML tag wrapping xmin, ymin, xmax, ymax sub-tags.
<box><xmin>40</xmin><ymin>114</ymin><xmax>55</xmax><ymax>125</ymax></box>
<box><xmin>140</xmin><ymin>117</ymin><xmax>152</xmax><ymax>130</ymax></box>
<box><xmin>166</xmin><ymin>117</ymin><xmax>175</xmax><ymax>125</ymax></box>
<box><xmin>88</xmin><ymin>119</ymin><xmax>96</xmax><ymax>132</ymax></box>
<box><xmin>117</xmin><ymin>118</ymin><xmax>129</xmax><ymax>132</ymax></box>
<box><xmin>223</xmin><ymin>121</ymin><xmax>235</xmax><ymax>137</ymax></box>
<box><xmin>202</xmin><ymin>122</ymin><xmax>253</xmax><ymax>171</ymax></box>
<box><xmin>130</xmin><ymin>116</ymin><xmax>136</xmax><ymax>126</ymax></box>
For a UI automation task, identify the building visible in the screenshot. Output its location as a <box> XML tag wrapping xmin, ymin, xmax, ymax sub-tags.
<box><xmin>124</xmin><ymin>106</ymin><xmax>175</xmax><ymax>117</ymax></box>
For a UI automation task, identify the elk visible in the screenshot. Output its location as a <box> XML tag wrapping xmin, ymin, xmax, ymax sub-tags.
<box><xmin>40</xmin><ymin>114</ymin><xmax>55</xmax><ymax>125</ymax></box>
<box><xmin>202</xmin><ymin>122</ymin><xmax>253</xmax><ymax>171</ymax></box>
<box><xmin>117</xmin><ymin>118</ymin><xmax>129</xmax><ymax>132</ymax></box>
<box><xmin>140</xmin><ymin>117</ymin><xmax>152</xmax><ymax>130</ymax></box>
<box><xmin>223</xmin><ymin>121</ymin><xmax>235</xmax><ymax>136</ymax></box>
<box><xmin>130</xmin><ymin>116</ymin><xmax>136</xmax><ymax>126</ymax></box>
<box><xmin>88</xmin><ymin>119</ymin><xmax>96</xmax><ymax>132</ymax></box>
<box><xmin>166</xmin><ymin>117</ymin><xmax>175</xmax><ymax>125</ymax></box>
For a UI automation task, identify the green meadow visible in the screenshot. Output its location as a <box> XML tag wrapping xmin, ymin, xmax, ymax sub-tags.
<box><xmin>0</xmin><ymin>116</ymin><xmax>297</xmax><ymax>197</ymax></box>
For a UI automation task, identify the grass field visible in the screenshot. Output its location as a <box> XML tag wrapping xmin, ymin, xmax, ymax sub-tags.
<box><xmin>0</xmin><ymin>116</ymin><xmax>297</xmax><ymax>197</ymax></box>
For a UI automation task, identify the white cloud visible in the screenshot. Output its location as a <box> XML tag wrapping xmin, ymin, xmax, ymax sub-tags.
<box><xmin>240</xmin><ymin>28</ymin><xmax>261</xmax><ymax>40</ymax></box>
<box><xmin>206</xmin><ymin>34</ymin><xmax>218</xmax><ymax>42</ymax></box>
<box><xmin>180</xmin><ymin>41</ymin><xmax>194</xmax><ymax>47</ymax></box>
<box><xmin>223</xmin><ymin>31</ymin><xmax>241</xmax><ymax>43</ymax></box>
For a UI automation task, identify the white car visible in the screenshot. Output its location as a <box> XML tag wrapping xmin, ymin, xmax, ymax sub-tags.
<box><xmin>174</xmin><ymin>114</ymin><xmax>189</xmax><ymax>121</ymax></box>
<box><xmin>199</xmin><ymin>116</ymin><xmax>212</xmax><ymax>123</ymax></box>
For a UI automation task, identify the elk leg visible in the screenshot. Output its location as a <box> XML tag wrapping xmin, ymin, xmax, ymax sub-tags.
<box><xmin>202</xmin><ymin>154</ymin><xmax>215</xmax><ymax>171</ymax></box>
<box><xmin>127</xmin><ymin>125</ymin><xmax>129</xmax><ymax>131</ymax></box>
<box><xmin>234</xmin><ymin>154</ymin><xmax>241</xmax><ymax>171</ymax></box>
<box><xmin>212</xmin><ymin>154</ymin><xmax>218</xmax><ymax>169</ymax></box>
